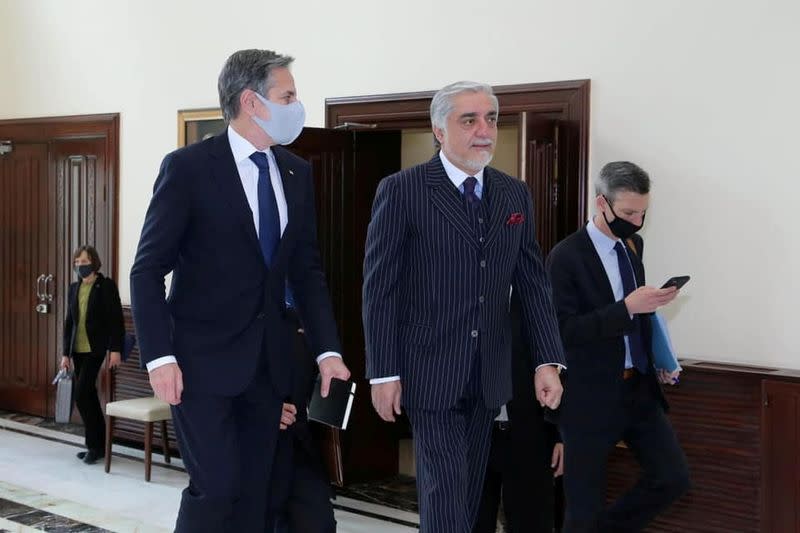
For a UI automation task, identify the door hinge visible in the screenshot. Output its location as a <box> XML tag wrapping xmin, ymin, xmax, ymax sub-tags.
<box><xmin>0</xmin><ymin>140</ymin><xmax>12</xmax><ymax>155</ymax></box>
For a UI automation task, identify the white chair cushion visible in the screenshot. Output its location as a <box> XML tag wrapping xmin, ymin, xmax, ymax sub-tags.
<box><xmin>105</xmin><ymin>397</ymin><xmax>172</xmax><ymax>422</ymax></box>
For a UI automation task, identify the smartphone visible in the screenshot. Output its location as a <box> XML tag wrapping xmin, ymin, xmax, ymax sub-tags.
<box><xmin>661</xmin><ymin>275</ymin><xmax>690</xmax><ymax>290</ymax></box>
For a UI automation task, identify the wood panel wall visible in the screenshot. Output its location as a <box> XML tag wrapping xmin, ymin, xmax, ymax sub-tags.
<box><xmin>607</xmin><ymin>359</ymin><xmax>800</xmax><ymax>532</ymax></box>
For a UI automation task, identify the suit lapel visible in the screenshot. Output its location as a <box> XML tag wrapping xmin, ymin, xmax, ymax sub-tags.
<box><xmin>69</xmin><ymin>283</ymin><xmax>79</xmax><ymax>323</ymax></box>
<box><xmin>209</xmin><ymin>132</ymin><xmax>261</xmax><ymax>254</ymax></box>
<box><xmin>578</xmin><ymin>226</ymin><xmax>617</xmax><ymax>304</ymax></box>
<box><xmin>625</xmin><ymin>239</ymin><xmax>645</xmax><ymax>287</ymax></box>
<box><xmin>86</xmin><ymin>276</ymin><xmax>101</xmax><ymax>322</ymax></box>
<box><xmin>483</xmin><ymin>168</ymin><xmax>510</xmax><ymax>248</ymax></box>
<box><xmin>425</xmin><ymin>156</ymin><xmax>479</xmax><ymax>250</ymax></box>
<box><xmin>270</xmin><ymin>146</ymin><xmax>301</xmax><ymax>270</ymax></box>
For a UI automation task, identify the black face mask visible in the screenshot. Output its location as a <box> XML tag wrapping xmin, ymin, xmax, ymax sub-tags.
<box><xmin>602</xmin><ymin>196</ymin><xmax>645</xmax><ymax>239</ymax></box>
<box><xmin>74</xmin><ymin>264</ymin><xmax>95</xmax><ymax>279</ymax></box>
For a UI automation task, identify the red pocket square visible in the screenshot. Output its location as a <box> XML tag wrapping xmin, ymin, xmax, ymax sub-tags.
<box><xmin>506</xmin><ymin>213</ymin><xmax>525</xmax><ymax>225</ymax></box>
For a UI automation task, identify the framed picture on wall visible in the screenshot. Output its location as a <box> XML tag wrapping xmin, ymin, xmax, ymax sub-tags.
<box><xmin>177</xmin><ymin>108</ymin><xmax>225</xmax><ymax>147</ymax></box>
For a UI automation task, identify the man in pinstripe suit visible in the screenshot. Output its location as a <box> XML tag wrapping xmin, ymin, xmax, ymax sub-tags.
<box><xmin>363</xmin><ymin>81</ymin><xmax>567</xmax><ymax>532</ymax></box>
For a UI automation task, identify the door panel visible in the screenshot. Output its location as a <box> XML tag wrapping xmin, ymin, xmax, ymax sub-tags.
<box><xmin>286</xmin><ymin>128</ymin><xmax>354</xmax><ymax>326</ymax></box>
<box><xmin>0</xmin><ymin>143</ymin><xmax>54</xmax><ymax>414</ymax></box>
<box><xmin>524</xmin><ymin>117</ymin><xmax>560</xmax><ymax>255</ymax></box>
<box><xmin>286</xmin><ymin>127</ymin><xmax>404</xmax><ymax>481</ymax></box>
<box><xmin>762</xmin><ymin>380</ymin><xmax>800</xmax><ymax>533</ymax></box>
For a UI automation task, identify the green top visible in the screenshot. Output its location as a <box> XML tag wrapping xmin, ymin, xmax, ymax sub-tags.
<box><xmin>73</xmin><ymin>282</ymin><xmax>92</xmax><ymax>353</ymax></box>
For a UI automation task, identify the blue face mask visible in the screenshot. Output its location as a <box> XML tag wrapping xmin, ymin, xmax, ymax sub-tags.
<box><xmin>252</xmin><ymin>92</ymin><xmax>305</xmax><ymax>145</ymax></box>
<box><xmin>74</xmin><ymin>264</ymin><xmax>94</xmax><ymax>279</ymax></box>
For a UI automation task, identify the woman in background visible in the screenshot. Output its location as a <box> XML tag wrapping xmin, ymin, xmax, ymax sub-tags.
<box><xmin>61</xmin><ymin>245</ymin><xmax>124</xmax><ymax>464</ymax></box>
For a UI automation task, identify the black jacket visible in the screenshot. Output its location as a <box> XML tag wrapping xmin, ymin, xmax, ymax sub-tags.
<box><xmin>546</xmin><ymin>227</ymin><xmax>667</xmax><ymax>429</ymax></box>
<box><xmin>63</xmin><ymin>273</ymin><xmax>124</xmax><ymax>357</ymax></box>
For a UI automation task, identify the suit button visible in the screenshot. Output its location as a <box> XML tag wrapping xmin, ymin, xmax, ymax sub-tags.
<box><xmin>479</xmin><ymin>237</ymin><xmax>485</xmax><ymax>243</ymax></box>
<box><xmin>257</xmin><ymin>312</ymin><xmax>266</xmax><ymax>319</ymax></box>
<box><xmin>478</xmin><ymin>218</ymin><xmax>484</xmax><ymax>224</ymax></box>
<box><xmin>479</xmin><ymin>296</ymin><xmax>485</xmax><ymax>303</ymax></box>
<box><xmin>480</xmin><ymin>260</ymin><xmax>486</xmax><ymax>268</ymax></box>
<box><xmin>471</xmin><ymin>330</ymin><xmax>479</xmax><ymax>338</ymax></box>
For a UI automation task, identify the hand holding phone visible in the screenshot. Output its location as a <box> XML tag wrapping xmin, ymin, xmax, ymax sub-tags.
<box><xmin>661</xmin><ymin>275</ymin><xmax>690</xmax><ymax>290</ymax></box>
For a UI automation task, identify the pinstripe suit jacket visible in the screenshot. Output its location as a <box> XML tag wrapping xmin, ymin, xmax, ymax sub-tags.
<box><xmin>362</xmin><ymin>155</ymin><xmax>566</xmax><ymax>410</ymax></box>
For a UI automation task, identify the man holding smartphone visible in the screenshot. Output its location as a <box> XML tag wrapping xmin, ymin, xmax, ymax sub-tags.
<box><xmin>546</xmin><ymin>161</ymin><xmax>690</xmax><ymax>532</ymax></box>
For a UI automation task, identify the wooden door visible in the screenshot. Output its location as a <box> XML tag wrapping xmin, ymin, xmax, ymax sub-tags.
<box><xmin>0</xmin><ymin>143</ymin><xmax>56</xmax><ymax>414</ymax></box>
<box><xmin>0</xmin><ymin>115</ymin><xmax>118</xmax><ymax>417</ymax></box>
<box><xmin>287</xmin><ymin>127</ymin><xmax>403</xmax><ymax>481</ymax></box>
<box><xmin>761</xmin><ymin>380</ymin><xmax>800</xmax><ymax>533</ymax></box>
<box><xmin>524</xmin><ymin>117</ymin><xmax>560</xmax><ymax>255</ymax></box>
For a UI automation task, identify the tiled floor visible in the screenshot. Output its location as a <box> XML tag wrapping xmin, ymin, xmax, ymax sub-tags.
<box><xmin>0</xmin><ymin>416</ymin><xmax>419</xmax><ymax>532</ymax></box>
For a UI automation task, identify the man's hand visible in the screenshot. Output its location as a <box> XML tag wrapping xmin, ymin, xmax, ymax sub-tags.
<box><xmin>624</xmin><ymin>286</ymin><xmax>678</xmax><ymax>314</ymax></box>
<box><xmin>534</xmin><ymin>365</ymin><xmax>563</xmax><ymax>409</ymax></box>
<box><xmin>551</xmin><ymin>443</ymin><xmax>565</xmax><ymax>477</ymax></box>
<box><xmin>318</xmin><ymin>357</ymin><xmax>351</xmax><ymax>398</ymax></box>
<box><xmin>371</xmin><ymin>381</ymin><xmax>402</xmax><ymax>422</ymax></box>
<box><xmin>107</xmin><ymin>351</ymin><xmax>122</xmax><ymax>370</ymax></box>
<box><xmin>60</xmin><ymin>356</ymin><xmax>71</xmax><ymax>371</ymax></box>
<box><xmin>280</xmin><ymin>403</ymin><xmax>297</xmax><ymax>430</ymax></box>
<box><xmin>148</xmin><ymin>363</ymin><xmax>183</xmax><ymax>405</ymax></box>
<box><xmin>657</xmin><ymin>368</ymin><xmax>681</xmax><ymax>385</ymax></box>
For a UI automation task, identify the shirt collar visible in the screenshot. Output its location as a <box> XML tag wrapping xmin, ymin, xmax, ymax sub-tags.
<box><xmin>586</xmin><ymin>216</ymin><xmax>621</xmax><ymax>256</ymax></box>
<box><xmin>439</xmin><ymin>150</ymin><xmax>485</xmax><ymax>190</ymax></box>
<box><xmin>228</xmin><ymin>125</ymin><xmax>272</xmax><ymax>164</ymax></box>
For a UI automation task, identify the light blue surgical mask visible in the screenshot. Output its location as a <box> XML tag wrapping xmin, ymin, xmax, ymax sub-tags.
<box><xmin>253</xmin><ymin>92</ymin><xmax>305</xmax><ymax>145</ymax></box>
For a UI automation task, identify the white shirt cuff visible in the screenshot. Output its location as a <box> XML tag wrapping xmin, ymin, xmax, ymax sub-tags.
<box><xmin>146</xmin><ymin>355</ymin><xmax>177</xmax><ymax>372</ymax></box>
<box><xmin>495</xmin><ymin>404</ymin><xmax>509</xmax><ymax>421</ymax></box>
<box><xmin>316</xmin><ymin>352</ymin><xmax>341</xmax><ymax>364</ymax></box>
<box><xmin>370</xmin><ymin>376</ymin><xmax>401</xmax><ymax>384</ymax></box>
<box><xmin>535</xmin><ymin>363</ymin><xmax>566</xmax><ymax>372</ymax></box>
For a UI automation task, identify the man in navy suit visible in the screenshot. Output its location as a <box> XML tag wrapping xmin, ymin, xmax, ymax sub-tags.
<box><xmin>130</xmin><ymin>49</ymin><xmax>349</xmax><ymax>533</ymax></box>
<box><xmin>362</xmin><ymin>81</ymin><xmax>566</xmax><ymax>532</ymax></box>
<box><xmin>546</xmin><ymin>161</ymin><xmax>689</xmax><ymax>532</ymax></box>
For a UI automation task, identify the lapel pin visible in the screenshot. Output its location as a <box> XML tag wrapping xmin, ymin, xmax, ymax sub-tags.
<box><xmin>288</xmin><ymin>170</ymin><xmax>294</xmax><ymax>175</ymax></box>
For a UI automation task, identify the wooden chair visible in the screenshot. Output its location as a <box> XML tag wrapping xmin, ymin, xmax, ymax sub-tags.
<box><xmin>102</xmin><ymin>328</ymin><xmax>174</xmax><ymax>482</ymax></box>
<box><xmin>104</xmin><ymin>396</ymin><xmax>172</xmax><ymax>482</ymax></box>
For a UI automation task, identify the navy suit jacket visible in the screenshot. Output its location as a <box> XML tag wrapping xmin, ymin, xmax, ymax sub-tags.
<box><xmin>546</xmin><ymin>227</ymin><xmax>667</xmax><ymax>429</ymax></box>
<box><xmin>130</xmin><ymin>131</ymin><xmax>340</xmax><ymax>397</ymax></box>
<box><xmin>362</xmin><ymin>155</ymin><xmax>565</xmax><ymax>410</ymax></box>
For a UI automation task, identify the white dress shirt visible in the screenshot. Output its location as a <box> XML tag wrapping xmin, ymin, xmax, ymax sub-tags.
<box><xmin>585</xmin><ymin>217</ymin><xmax>635</xmax><ymax>369</ymax></box>
<box><xmin>147</xmin><ymin>126</ymin><xmax>340</xmax><ymax>372</ymax></box>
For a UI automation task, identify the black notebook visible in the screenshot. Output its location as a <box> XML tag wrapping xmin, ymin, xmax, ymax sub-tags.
<box><xmin>308</xmin><ymin>376</ymin><xmax>356</xmax><ymax>430</ymax></box>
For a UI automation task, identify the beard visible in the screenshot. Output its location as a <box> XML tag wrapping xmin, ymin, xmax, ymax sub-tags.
<box><xmin>449</xmin><ymin>150</ymin><xmax>494</xmax><ymax>173</ymax></box>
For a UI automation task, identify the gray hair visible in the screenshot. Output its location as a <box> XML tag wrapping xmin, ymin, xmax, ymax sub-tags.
<box><xmin>217</xmin><ymin>49</ymin><xmax>294</xmax><ymax>123</ymax></box>
<box><xmin>430</xmin><ymin>81</ymin><xmax>498</xmax><ymax>146</ymax></box>
<box><xmin>594</xmin><ymin>161</ymin><xmax>651</xmax><ymax>202</ymax></box>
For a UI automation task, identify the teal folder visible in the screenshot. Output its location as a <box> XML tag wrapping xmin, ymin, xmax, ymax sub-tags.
<box><xmin>650</xmin><ymin>313</ymin><xmax>682</xmax><ymax>372</ymax></box>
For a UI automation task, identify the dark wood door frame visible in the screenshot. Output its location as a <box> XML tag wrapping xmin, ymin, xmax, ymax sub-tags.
<box><xmin>325</xmin><ymin>80</ymin><xmax>591</xmax><ymax>233</ymax></box>
<box><xmin>0</xmin><ymin>113</ymin><xmax>120</xmax><ymax>279</ymax></box>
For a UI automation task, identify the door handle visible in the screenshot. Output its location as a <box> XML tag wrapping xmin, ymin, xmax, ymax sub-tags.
<box><xmin>34</xmin><ymin>274</ymin><xmax>53</xmax><ymax>314</ymax></box>
<box><xmin>35</xmin><ymin>274</ymin><xmax>45</xmax><ymax>300</ymax></box>
<box><xmin>44</xmin><ymin>274</ymin><xmax>54</xmax><ymax>302</ymax></box>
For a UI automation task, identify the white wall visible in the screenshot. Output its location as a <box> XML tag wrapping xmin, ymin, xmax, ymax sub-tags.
<box><xmin>1</xmin><ymin>0</ymin><xmax>798</xmax><ymax>368</ymax></box>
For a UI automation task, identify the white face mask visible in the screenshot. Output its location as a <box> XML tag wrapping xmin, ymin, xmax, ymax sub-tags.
<box><xmin>253</xmin><ymin>92</ymin><xmax>305</xmax><ymax>145</ymax></box>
